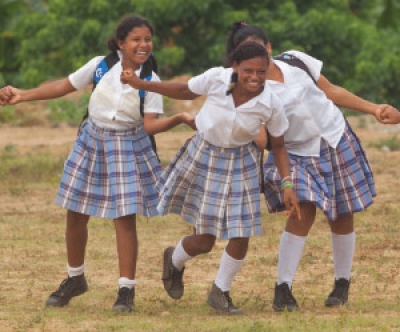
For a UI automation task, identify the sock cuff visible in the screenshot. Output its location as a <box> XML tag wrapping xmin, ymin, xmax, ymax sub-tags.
<box><xmin>118</xmin><ymin>277</ymin><xmax>136</xmax><ymax>289</ymax></box>
<box><xmin>222</xmin><ymin>248</ymin><xmax>246</xmax><ymax>263</ymax></box>
<box><xmin>67</xmin><ymin>263</ymin><xmax>85</xmax><ymax>277</ymax></box>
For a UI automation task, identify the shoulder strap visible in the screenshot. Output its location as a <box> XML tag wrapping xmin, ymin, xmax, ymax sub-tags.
<box><xmin>79</xmin><ymin>52</ymin><xmax>120</xmax><ymax>127</ymax></box>
<box><xmin>93</xmin><ymin>52</ymin><xmax>120</xmax><ymax>91</ymax></box>
<box><xmin>265</xmin><ymin>53</ymin><xmax>319</xmax><ymax>151</ymax></box>
<box><xmin>139</xmin><ymin>54</ymin><xmax>157</xmax><ymax>117</ymax></box>
<box><xmin>273</xmin><ymin>53</ymin><xmax>317</xmax><ymax>85</ymax></box>
<box><xmin>139</xmin><ymin>53</ymin><xmax>159</xmax><ymax>160</ymax></box>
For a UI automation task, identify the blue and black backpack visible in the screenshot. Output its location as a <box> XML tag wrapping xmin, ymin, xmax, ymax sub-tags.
<box><xmin>80</xmin><ymin>52</ymin><xmax>158</xmax><ymax>156</ymax></box>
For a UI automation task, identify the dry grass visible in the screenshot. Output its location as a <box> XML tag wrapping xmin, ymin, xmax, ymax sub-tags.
<box><xmin>1</xmin><ymin>116</ymin><xmax>400</xmax><ymax>331</ymax></box>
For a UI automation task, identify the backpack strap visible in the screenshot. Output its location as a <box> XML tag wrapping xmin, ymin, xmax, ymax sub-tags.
<box><xmin>139</xmin><ymin>54</ymin><xmax>159</xmax><ymax>160</ymax></box>
<box><xmin>93</xmin><ymin>52</ymin><xmax>120</xmax><ymax>90</ymax></box>
<box><xmin>79</xmin><ymin>52</ymin><xmax>120</xmax><ymax>127</ymax></box>
<box><xmin>265</xmin><ymin>52</ymin><xmax>319</xmax><ymax>151</ymax></box>
<box><xmin>273</xmin><ymin>53</ymin><xmax>317</xmax><ymax>85</ymax></box>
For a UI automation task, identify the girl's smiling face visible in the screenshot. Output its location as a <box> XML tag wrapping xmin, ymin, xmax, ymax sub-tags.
<box><xmin>118</xmin><ymin>25</ymin><xmax>153</xmax><ymax>69</ymax></box>
<box><xmin>233</xmin><ymin>56</ymin><xmax>268</xmax><ymax>95</ymax></box>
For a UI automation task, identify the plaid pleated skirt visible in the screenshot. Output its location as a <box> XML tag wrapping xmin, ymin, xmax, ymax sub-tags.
<box><xmin>156</xmin><ymin>133</ymin><xmax>262</xmax><ymax>240</ymax></box>
<box><xmin>263</xmin><ymin>123</ymin><xmax>376</xmax><ymax>221</ymax></box>
<box><xmin>56</xmin><ymin>119</ymin><xmax>162</xmax><ymax>219</ymax></box>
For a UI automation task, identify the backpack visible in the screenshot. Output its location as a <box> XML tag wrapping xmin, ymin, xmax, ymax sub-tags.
<box><xmin>265</xmin><ymin>52</ymin><xmax>317</xmax><ymax>151</ymax></box>
<box><xmin>80</xmin><ymin>52</ymin><xmax>159</xmax><ymax>157</ymax></box>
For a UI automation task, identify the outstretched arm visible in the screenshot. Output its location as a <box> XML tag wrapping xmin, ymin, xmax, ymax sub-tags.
<box><xmin>317</xmin><ymin>74</ymin><xmax>398</xmax><ymax>122</ymax></box>
<box><xmin>144</xmin><ymin>113</ymin><xmax>196</xmax><ymax>135</ymax></box>
<box><xmin>120</xmin><ymin>69</ymin><xmax>199</xmax><ymax>100</ymax></box>
<box><xmin>0</xmin><ymin>78</ymin><xmax>76</xmax><ymax>106</ymax></box>
<box><xmin>270</xmin><ymin>135</ymin><xmax>301</xmax><ymax>220</ymax></box>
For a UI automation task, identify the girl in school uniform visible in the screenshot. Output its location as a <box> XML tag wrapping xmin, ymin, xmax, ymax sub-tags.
<box><xmin>121</xmin><ymin>41</ymin><xmax>300</xmax><ymax>315</ymax></box>
<box><xmin>225</xmin><ymin>21</ymin><xmax>398</xmax><ymax>312</ymax></box>
<box><xmin>0</xmin><ymin>15</ymin><xmax>195</xmax><ymax>312</ymax></box>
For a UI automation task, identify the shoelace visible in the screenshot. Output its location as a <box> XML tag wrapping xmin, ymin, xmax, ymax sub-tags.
<box><xmin>222</xmin><ymin>291</ymin><xmax>237</xmax><ymax>309</ymax></box>
<box><xmin>281</xmin><ymin>285</ymin><xmax>296</xmax><ymax>304</ymax></box>
<box><xmin>51</xmin><ymin>278</ymin><xmax>75</xmax><ymax>297</ymax></box>
<box><xmin>330</xmin><ymin>281</ymin><xmax>349</xmax><ymax>298</ymax></box>
<box><xmin>116</xmin><ymin>288</ymin><xmax>132</xmax><ymax>305</ymax></box>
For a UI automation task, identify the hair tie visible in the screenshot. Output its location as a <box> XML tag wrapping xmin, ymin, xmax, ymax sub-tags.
<box><xmin>240</xmin><ymin>21</ymin><xmax>247</xmax><ymax>27</ymax></box>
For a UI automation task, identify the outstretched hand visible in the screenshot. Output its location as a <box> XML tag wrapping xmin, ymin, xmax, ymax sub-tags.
<box><xmin>0</xmin><ymin>86</ymin><xmax>22</xmax><ymax>106</ymax></box>
<box><xmin>375</xmin><ymin>104</ymin><xmax>400</xmax><ymax>124</ymax></box>
<box><xmin>180</xmin><ymin>112</ymin><xmax>197</xmax><ymax>130</ymax></box>
<box><xmin>283</xmin><ymin>189</ymin><xmax>301</xmax><ymax>220</ymax></box>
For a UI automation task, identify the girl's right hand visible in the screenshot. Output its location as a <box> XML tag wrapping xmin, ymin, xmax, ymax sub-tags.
<box><xmin>0</xmin><ymin>86</ymin><xmax>21</xmax><ymax>106</ymax></box>
<box><xmin>283</xmin><ymin>188</ymin><xmax>301</xmax><ymax>220</ymax></box>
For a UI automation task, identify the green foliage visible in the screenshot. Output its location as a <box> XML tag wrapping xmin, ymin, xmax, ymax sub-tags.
<box><xmin>47</xmin><ymin>94</ymin><xmax>90</xmax><ymax>126</ymax></box>
<box><xmin>3</xmin><ymin>0</ymin><xmax>400</xmax><ymax>109</ymax></box>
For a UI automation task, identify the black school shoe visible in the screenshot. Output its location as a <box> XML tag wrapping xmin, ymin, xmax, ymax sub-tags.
<box><xmin>325</xmin><ymin>278</ymin><xmax>350</xmax><ymax>307</ymax></box>
<box><xmin>162</xmin><ymin>246</ymin><xmax>185</xmax><ymax>299</ymax></box>
<box><xmin>112</xmin><ymin>287</ymin><xmax>135</xmax><ymax>312</ymax></box>
<box><xmin>45</xmin><ymin>274</ymin><xmax>88</xmax><ymax>307</ymax></box>
<box><xmin>207</xmin><ymin>283</ymin><xmax>243</xmax><ymax>315</ymax></box>
<box><xmin>272</xmin><ymin>282</ymin><xmax>299</xmax><ymax>312</ymax></box>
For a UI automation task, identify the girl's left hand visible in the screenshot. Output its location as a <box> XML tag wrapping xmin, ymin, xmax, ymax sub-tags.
<box><xmin>375</xmin><ymin>104</ymin><xmax>400</xmax><ymax>124</ymax></box>
<box><xmin>283</xmin><ymin>189</ymin><xmax>301</xmax><ymax>220</ymax></box>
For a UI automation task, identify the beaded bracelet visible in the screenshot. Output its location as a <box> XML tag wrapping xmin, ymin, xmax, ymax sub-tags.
<box><xmin>281</xmin><ymin>182</ymin><xmax>294</xmax><ymax>190</ymax></box>
<box><xmin>281</xmin><ymin>175</ymin><xmax>291</xmax><ymax>182</ymax></box>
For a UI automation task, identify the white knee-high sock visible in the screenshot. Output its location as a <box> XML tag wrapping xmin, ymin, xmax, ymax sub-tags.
<box><xmin>67</xmin><ymin>263</ymin><xmax>85</xmax><ymax>277</ymax></box>
<box><xmin>277</xmin><ymin>231</ymin><xmax>307</xmax><ymax>288</ymax></box>
<box><xmin>331</xmin><ymin>231</ymin><xmax>355</xmax><ymax>280</ymax></box>
<box><xmin>172</xmin><ymin>238</ymin><xmax>192</xmax><ymax>271</ymax></box>
<box><xmin>214</xmin><ymin>249</ymin><xmax>245</xmax><ymax>292</ymax></box>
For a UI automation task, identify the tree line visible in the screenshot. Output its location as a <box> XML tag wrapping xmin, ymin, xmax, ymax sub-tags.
<box><xmin>1</xmin><ymin>0</ymin><xmax>400</xmax><ymax>106</ymax></box>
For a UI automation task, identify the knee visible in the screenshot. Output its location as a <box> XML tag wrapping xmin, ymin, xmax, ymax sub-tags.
<box><xmin>196</xmin><ymin>235</ymin><xmax>216</xmax><ymax>254</ymax></box>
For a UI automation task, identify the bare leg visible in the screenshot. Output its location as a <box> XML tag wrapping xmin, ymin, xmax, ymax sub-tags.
<box><xmin>66</xmin><ymin>210</ymin><xmax>90</xmax><ymax>267</ymax></box>
<box><xmin>226</xmin><ymin>237</ymin><xmax>249</xmax><ymax>260</ymax></box>
<box><xmin>113</xmin><ymin>214</ymin><xmax>137</xmax><ymax>279</ymax></box>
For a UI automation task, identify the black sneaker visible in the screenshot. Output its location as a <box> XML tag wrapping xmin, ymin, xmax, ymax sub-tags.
<box><xmin>272</xmin><ymin>282</ymin><xmax>299</xmax><ymax>312</ymax></box>
<box><xmin>45</xmin><ymin>274</ymin><xmax>88</xmax><ymax>307</ymax></box>
<box><xmin>207</xmin><ymin>283</ymin><xmax>243</xmax><ymax>315</ymax></box>
<box><xmin>112</xmin><ymin>287</ymin><xmax>135</xmax><ymax>312</ymax></box>
<box><xmin>162</xmin><ymin>246</ymin><xmax>185</xmax><ymax>299</ymax></box>
<box><xmin>325</xmin><ymin>278</ymin><xmax>350</xmax><ymax>307</ymax></box>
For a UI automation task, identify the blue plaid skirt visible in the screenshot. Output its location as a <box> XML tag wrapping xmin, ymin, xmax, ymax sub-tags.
<box><xmin>56</xmin><ymin>119</ymin><xmax>162</xmax><ymax>219</ymax></box>
<box><xmin>157</xmin><ymin>133</ymin><xmax>262</xmax><ymax>240</ymax></box>
<box><xmin>263</xmin><ymin>124</ymin><xmax>376</xmax><ymax>221</ymax></box>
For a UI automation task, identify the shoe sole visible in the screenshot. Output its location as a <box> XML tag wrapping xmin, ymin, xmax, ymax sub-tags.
<box><xmin>272</xmin><ymin>304</ymin><xmax>299</xmax><ymax>312</ymax></box>
<box><xmin>207</xmin><ymin>299</ymin><xmax>243</xmax><ymax>316</ymax></box>
<box><xmin>45</xmin><ymin>288</ymin><xmax>88</xmax><ymax>307</ymax></box>
<box><xmin>324</xmin><ymin>299</ymin><xmax>348</xmax><ymax>307</ymax></box>
<box><xmin>112</xmin><ymin>305</ymin><xmax>134</xmax><ymax>313</ymax></box>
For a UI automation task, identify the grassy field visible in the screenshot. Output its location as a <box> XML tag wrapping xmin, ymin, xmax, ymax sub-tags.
<box><xmin>1</xmin><ymin>116</ymin><xmax>400</xmax><ymax>331</ymax></box>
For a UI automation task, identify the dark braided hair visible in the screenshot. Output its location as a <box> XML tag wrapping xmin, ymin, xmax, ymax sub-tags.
<box><xmin>107</xmin><ymin>15</ymin><xmax>154</xmax><ymax>52</ymax></box>
<box><xmin>224</xmin><ymin>21</ymin><xmax>269</xmax><ymax>67</ymax></box>
<box><xmin>226</xmin><ymin>41</ymin><xmax>269</xmax><ymax>95</ymax></box>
